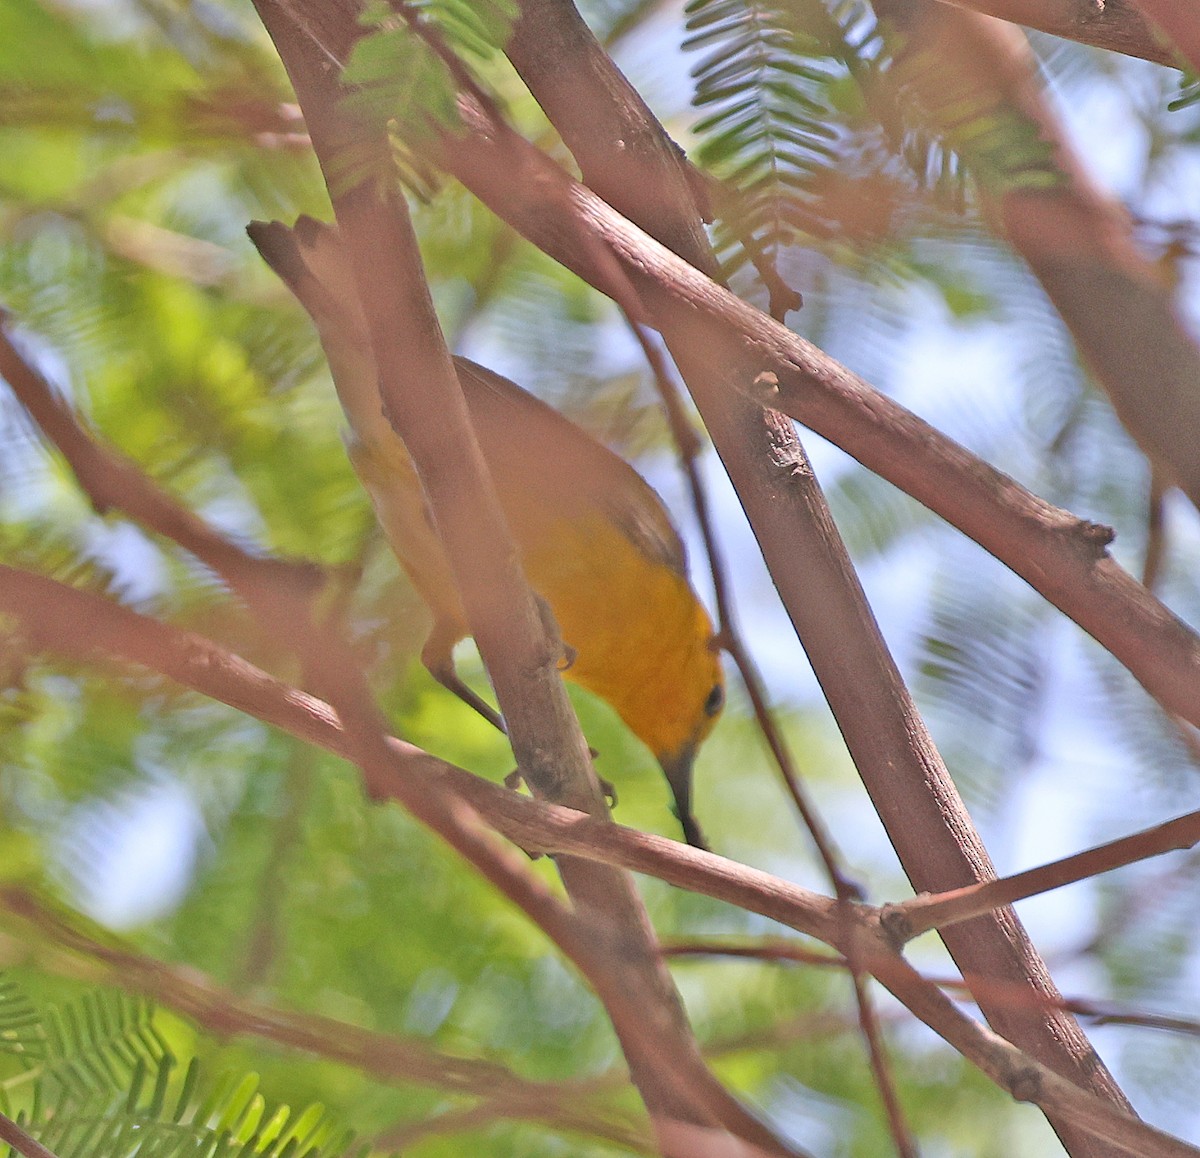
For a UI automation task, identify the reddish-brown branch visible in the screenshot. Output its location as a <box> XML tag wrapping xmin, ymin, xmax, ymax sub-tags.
<box><xmin>864</xmin><ymin>952</ymin><xmax>1199</xmax><ymax>1158</ymax></box>
<box><xmin>665</xmin><ymin>939</ymin><xmax>848</xmax><ymax>970</ymax></box>
<box><xmin>667</xmin><ymin>935</ymin><xmax>1200</xmax><ymax>1067</ymax></box>
<box><xmin>930</xmin><ymin>0</ymin><xmax>1175</xmax><ymax>65</ymax></box>
<box><xmin>667</xmin><ymin>935</ymin><xmax>1200</xmax><ymax>1037</ymax></box>
<box><xmin>626</xmin><ymin>322</ymin><xmax>912</xmax><ymax>1153</ymax></box>
<box><xmin>0</xmin><ymin>555</ymin><xmax>797</xmax><ymax>1156</ymax></box>
<box><xmin>1125</xmin><ymin>0</ymin><xmax>1200</xmax><ymax>71</ymax></box>
<box><xmin>887</xmin><ymin>808</ymin><xmax>1200</xmax><ymax>940</ymax></box>
<box><xmin>422</xmin><ymin>103</ymin><xmax>1200</xmax><ymax>739</ymax></box>
<box><xmin>879</xmin><ymin>2</ymin><xmax>1200</xmax><ymax>512</ymax></box>
<box><xmin>434</xmin><ymin>90</ymin><xmax>1133</xmax><ymax>1154</ymax></box>
<box><xmin>506</xmin><ymin>0</ymin><xmax>717</xmax><ymax>272</ymax></box>
<box><xmin>4</xmin><ymin>564</ymin><xmax>1199</xmax><ymax>1156</ymax></box>
<box><xmin>245</xmin><ymin>6</ymin><xmax>796</xmax><ymax>1151</ymax></box>
<box><xmin>0</xmin><ymin>319</ymin><xmax>321</xmax><ymax>616</ymax></box>
<box><xmin>848</xmin><ymin>969</ymin><xmax>918</xmax><ymax>1158</ymax></box>
<box><xmin>0</xmin><ymin>888</ymin><xmax>652</xmax><ymax>1153</ymax></box>
<box><xmin>627</xmin><ymin>318</ymin><xmax>860</xmax><ymax>902</ymax></box>
<box><xmin>504</xmin><ymin>10</ymin><xmax>918</xmax><ymax>1147</ymax></box>
<box><xmin>495</xmin><ymin>5</ymin><xmax>1119</xmax><ymax>1149</ymax></box>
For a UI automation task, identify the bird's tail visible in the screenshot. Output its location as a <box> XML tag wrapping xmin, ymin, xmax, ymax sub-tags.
<box><xmin>247</xmin><ymin>217</ymin><xmax>393</xmax><ymax>453</ymax></box>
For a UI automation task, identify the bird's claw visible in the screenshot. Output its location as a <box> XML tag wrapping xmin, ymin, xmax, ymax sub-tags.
<box><xmin>504</xmin><ymin>753</ymin><xmax>615</xmax><ymax>807</ymax></box>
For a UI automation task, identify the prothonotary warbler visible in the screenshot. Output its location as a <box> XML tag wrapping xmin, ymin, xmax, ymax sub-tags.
<box><xmin>248</xmin><ymin>217</ymin><xmax>724</xmax><ymax>848</ymax></box>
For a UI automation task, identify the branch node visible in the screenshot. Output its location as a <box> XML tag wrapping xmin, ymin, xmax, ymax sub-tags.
<box><xmin>1006</xmin><ymin>1065</ymin><xmax>1044</xmax><ymax>1105</ymax></box>
<box><xmin>751</xmin><ymin>370</ymin><xmax>780</xmax><ymax>401</ymax></box>
<box><xmin>878</xmin><ymin>902</ymin><xmax>915</xmax><ymax>949</ymax></box>
<box><xmin>1078</xmin><ymin>519</ymin><xmax>1116</xmax><ymax>557</ymax></box>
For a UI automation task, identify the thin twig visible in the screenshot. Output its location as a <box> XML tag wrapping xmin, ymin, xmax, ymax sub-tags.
<box><xmin>0</xmin><ymin>1114</ymin><xmax>59</xmax><ymax>1158</ymax></box>
<box><xmin>0</xmin><ymin>317</ymin><xmax>322</xmax><ymax>620</ymax></box>
<box><xmin>666</xmin><ymin>935</ymin><xmax>1200</xmax><ymax>1038</ymax></box>
<box><xmin>1143</xmin><ymin>465</ymin><xmax>1168</xmax><ymax>590</ymax></box>
<box><xmin>623</xmin><ymin>322</ymin><xmax>860</xmax><ymax>901</ymax></box>
<box><xmin>623</xmin><ymin>318</ymin><xmax>914</xmax><ymax>1158</ymax></box>
<box><xmin>2</xmin><ymin>565</ymin><xmax>1196</xmax><ymax>1157</ymax></box>
<box><xmin>0</xmin><ymin>888</ymin><xmax>651</xmax><ymax>1152</ymax></box>
<box><xmin>888</xmin><ymin>807</ymin><xmax>1200</xmax><ymax>941</ymax></box>
<box><xmin>848</xmin><ymin>968</ymin><xmax>918</xmax><ymax>1158</ymax></box>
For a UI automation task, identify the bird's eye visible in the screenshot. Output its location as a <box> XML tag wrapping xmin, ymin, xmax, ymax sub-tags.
<box><xmin>704</xmin><ymin>683</ymin><xmax>724</xmax><ymax>717</ymax></box>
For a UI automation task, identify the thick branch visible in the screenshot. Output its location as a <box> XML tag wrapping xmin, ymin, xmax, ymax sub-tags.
<box><xmin>879</xmin><ymin>1</ymin><xmax>1200</xmax><ymax>511</ymax></box>
<box><xmin>1128</xmin><ymin>0</ymin><xmax>1200</xmax><ymax>73</ymax></box>
<box><xmin>930</xmin><ymin>0</ymin><xmax>1175</xmax><ymax>65</ymax></box>
<box><xmin>416</xmin><ymin>88</ymin><xmax>1200</xmax><ymax>735</ymax></box>
<box><xmin>506</xmin><ymin>0</ymin><xmax>716</xmax><ymax>270</ymax></box>
<box><xmin>246</xmin><ymin>7</ymin><xmax>794</xmax><ymax>1152</ymax></box>
<box><xmin>0</xmin><ymin>557</ymin><xmax>795</xmax><ymax>1157</ymax></box>
<box><xmin>866</xmin><ymin>952</ymin><xmax>1199</xmax><ymax>1158</ymax></box>
<box><xmin>391</xmin><ymin>81</ymin><xmax>1142</xmax><ymax>1155</ymax></box>
<box><xmin>3</xmin><ymin>564</ymin><xmax>1196</xmax><ymax>1158</ymax></box>
<box><xmin>497</xmin><ymin>4</ymin><xmax>1123</xmax><ymax>1145</ymax></box>
<box><xmin>0</xmin><ymin>888</ymin><xmax>651</xmax><ymax>1153</ymax></box>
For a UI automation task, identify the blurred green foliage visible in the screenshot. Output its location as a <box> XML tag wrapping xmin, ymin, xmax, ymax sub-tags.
<box><xmin>1</xmin><ymin>0</ymin><xmax>1200</xmax><ymax>1153</ymax></box>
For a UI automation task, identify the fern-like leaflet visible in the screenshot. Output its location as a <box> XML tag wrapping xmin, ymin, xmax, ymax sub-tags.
<box><xmin>683</xmin><ymin>0</ymin><xmax>878</xmax><ymax>285</ymax></box>
<box><xmin>0</xmin><ymin>978</ymin><xmax>373</xmax><ymax>1158</ymax></box>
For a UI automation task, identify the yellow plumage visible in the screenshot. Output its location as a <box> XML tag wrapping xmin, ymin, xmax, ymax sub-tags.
<box><xmin>248</xmin><ymin>217</ymin><xmax>724</xmax><ymax>846</ymax></box>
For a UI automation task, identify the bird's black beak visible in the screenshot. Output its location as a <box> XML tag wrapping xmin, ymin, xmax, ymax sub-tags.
<box><xmin>660</xmin><ymin>744</ymin><xmax>708</xmax><ymax>851</ymax></box>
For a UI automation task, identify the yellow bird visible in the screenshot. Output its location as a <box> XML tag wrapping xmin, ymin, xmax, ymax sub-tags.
<box><xmin>248</xmin><ymin>217</ymin><xmax>724</xmax><ymax>847</ymax></box>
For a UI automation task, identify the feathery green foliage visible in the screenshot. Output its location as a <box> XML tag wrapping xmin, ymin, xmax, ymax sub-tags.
<box><xmin>3</xmin><ymin>0</ymin><xmax>1200</xmax><ymax>1151</ymax></box>
<box><xmin>682</xmin><ymin>0</ymin><xmax>872</xmax><ymax>275</ymax></box>
<box><xmin>682</xmin><ymin>0</ymin><xmax>1062</xmax><ymax>297</ymax></box>
<box><xmin>0</xmin><ymin>976</ymin><xmax>370</xmax><ymax>1158</ymax></box>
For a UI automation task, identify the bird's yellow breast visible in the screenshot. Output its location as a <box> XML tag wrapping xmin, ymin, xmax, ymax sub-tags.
<box><xmin>354</xmin><ymin>430</ymin><xmax>722</xmax><ymax>766</ymax></box>
<box><xmin>518</xmin><ymin>511</ymin><xmax>722</xmax><ymax>764</ymax></box>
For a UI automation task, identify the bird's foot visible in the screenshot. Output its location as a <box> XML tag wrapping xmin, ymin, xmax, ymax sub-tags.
<box><xmin>504</xmin><ymin>749</ymin><xmax>615</xmax><ymax>805</ymax></box>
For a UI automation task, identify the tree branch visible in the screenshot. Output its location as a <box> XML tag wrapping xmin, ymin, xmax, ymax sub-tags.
<box><xmin>0</xmin><ymin>1113</ymin><xmax>60</xmax><ymax>1158</ymax></box>
<box><xmin>497</xmin><ymin>5</ymin><xmax>1122</xmax><ymax>1149</ymax></box>
<box><xmin>1128</xmin><ymin>0</ymin><xmax>1200</xmax><ymax>73</ymax></box>
<box><xmin>2</xmin><ymin>563</ymin><xmax>1196</xmax><ymax>1158</ymax></box>
<box><xmin>240</xmin><ymin>6</ymin><xmax>801</xmax><ymax>1151</ymax></box>
<box><xmin>929</xmin><ymin>0</ymin><xmax>1175</xmax><ymax>65</ymax></box>
<box><xmin>428</xmin><ymin>87</ymin><xmax>1200</xmax><ymax>736</ymax></box>
<box><xmin>667</xmin><ymin>936</ymin><xmax>1200</xmax><ymax>1039</ymax></box>
<box><xmin>0</xmin><ymin>888</ymin><xmax>652</xmax><ymax>1154</ymax></box>
<box><xmin>886</xmin><ymin>808</ymin><xmax>1200</xmax><ymax>940</ymax></box>
<box><xmin>875</xmin><ymin>1</ymin><xmax>1200</xmax><ymax>512</ymax></box>
<box><xmin>0</xmin><ymin>319</ymin><xmax>321</xmax><ymax>617</ymax></box>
